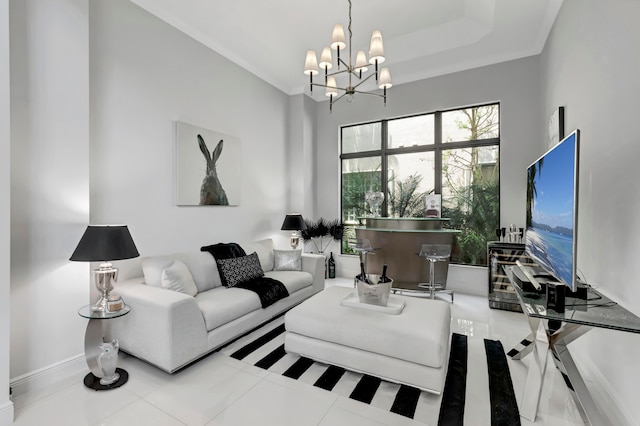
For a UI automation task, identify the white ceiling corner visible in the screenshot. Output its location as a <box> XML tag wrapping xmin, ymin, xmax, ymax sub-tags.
<box><xmin>128</xmin><ymin>0</ymin><xmax>564</xmax><ymax>100</ymax></box>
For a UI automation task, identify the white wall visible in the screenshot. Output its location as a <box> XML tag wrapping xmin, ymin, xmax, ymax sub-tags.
<box><xmin>540</xmin><ymin>0</ymin><xmax>640</xmax><ymax>423</ymax></box>
<box><xmin>287</xmin><ymin>94</ymin><xmax>317</xmax><ymax>217</ymax></box>
<box><xmin>312</xmin><ymin>56</ymin><xmax>542</xmax><ymax>281</ymax></box>
<box><xmin>6</xmin><ymin>0</ymin><xmax>303</xmax><ymax>393</ymax></box>
<box><xmin>0</xmin><ymin>0</ymin><xmax>13</xmax><ymax>422</ymax></box>
<box><xmin>89</xmin><ymin>0</ymin><xmax>295</xmax><ymax>256</ymax></box>
<box><xmin>9</xmin><ymin>0</ymin><xmax>90</xmax><ymax>384</ymax></box>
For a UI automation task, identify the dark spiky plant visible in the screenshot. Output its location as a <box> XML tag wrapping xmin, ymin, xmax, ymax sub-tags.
<box><xmin>301</xmin><ymin>218</ymin><xmax>344</xmax><ymax>254</ymax></box>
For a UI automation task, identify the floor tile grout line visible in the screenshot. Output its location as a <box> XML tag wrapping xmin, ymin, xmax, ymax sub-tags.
<box><xmin>207</xmin><ymin>370</ymin><xmax>270</xmax><ymax>424</ymax></box>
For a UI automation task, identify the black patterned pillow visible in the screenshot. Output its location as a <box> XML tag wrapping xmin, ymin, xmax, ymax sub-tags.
<box><xmin>216</xmin><ymin>252</ymin><xmax>264</xmax><ymax>287</ymax></box>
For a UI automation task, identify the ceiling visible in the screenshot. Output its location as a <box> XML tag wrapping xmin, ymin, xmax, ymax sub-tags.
<box><xmin>128</xmin><ymin>0</ymin><xmax>564</xmax><ymax>100</ymax></box>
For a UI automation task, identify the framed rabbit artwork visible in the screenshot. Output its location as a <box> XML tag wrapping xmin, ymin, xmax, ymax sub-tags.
<box><xmin>175</xmin><ymin>121</ymin><xmax>241</xmax><ymax>206</ymax></box>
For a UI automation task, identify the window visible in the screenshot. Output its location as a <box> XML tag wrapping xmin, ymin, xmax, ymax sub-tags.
<box><xmin>340</xmin><ymin>103</ymin><xmax>500</xmax><ymax>266</ymax></box>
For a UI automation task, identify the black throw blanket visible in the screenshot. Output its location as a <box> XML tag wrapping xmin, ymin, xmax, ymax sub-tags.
<box><xmin>201</xmin><ymin>242</ymin><xmax>289</xmax><ymax>308</ymax></box>
<box><xmin>235</xmin><ymin>278</ymin><xmax>289</xmax><ymax>309</ymax></box>
<box><xmin>201</xmin><ymin>242</ymin><xmax>247</xmax><ymax>260</ymax></box>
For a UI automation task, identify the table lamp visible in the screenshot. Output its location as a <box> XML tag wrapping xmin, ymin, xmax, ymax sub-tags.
<box><xmin>280</xmin><ymin>214</ymin><xmax>306</xmax><ymax>249</ymax></box>
<box><xmin>70</xmin><ymin>225</ymin><xmax>139</xmax><ymax>312</ymax></box>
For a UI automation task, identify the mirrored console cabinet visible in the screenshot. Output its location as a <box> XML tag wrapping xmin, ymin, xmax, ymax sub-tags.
<box><xmin>487</xmin><ymin>242</ymin><xmax>536</xmax><ymax>312</ymax></box>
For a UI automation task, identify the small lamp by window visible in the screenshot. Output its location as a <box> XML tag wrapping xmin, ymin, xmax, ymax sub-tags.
<box><xmin>281</xmin><ymin>214</ymin><xmax>306</xmax><ymax>249</ymax></box>
<box><xmin>70</xmin><ymin>225</ymin><xmax>139</xmax><ymax>312</ymax></box>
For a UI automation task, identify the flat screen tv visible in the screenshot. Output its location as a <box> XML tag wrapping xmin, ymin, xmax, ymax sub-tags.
<box><xmin>525</xmin><ymin>129</ymin><xmax>580</xmax><ymax>292</ymax></box>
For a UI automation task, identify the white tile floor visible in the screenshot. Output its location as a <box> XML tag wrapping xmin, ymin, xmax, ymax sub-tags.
<box><xmin>10</xmin><ymin>279</ymin><xmax>589</xmax><ymax>425</ymax></box>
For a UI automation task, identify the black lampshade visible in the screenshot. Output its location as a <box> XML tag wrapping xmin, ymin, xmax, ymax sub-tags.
<box><xmin>281</xmin><ymin>214</ymin><xmax>306</xmax><ymax>231</ymax></box>
<box><xmin>70</xmin><ymin>225</ymin><xmax>139</xmax><ymax>262</ymax></box>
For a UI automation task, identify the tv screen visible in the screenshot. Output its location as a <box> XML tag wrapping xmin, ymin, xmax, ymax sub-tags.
<box><xmin>525</xmin><ymin>129</ymin><xmax>580</xmax><ymax>291</ymax></box>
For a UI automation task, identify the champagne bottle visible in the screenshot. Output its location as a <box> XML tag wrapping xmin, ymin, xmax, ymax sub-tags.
<box><xmin>328</xmin><ymin>252</ymin><xmax>336</xmax><ymax>279</ymax></box>
<box><xmin>378</xmin><ymin>264</ymin><xmax>391</xmax><ymax>283</ymax></box>
<box><xmin>356</xmin><ymin>262</ymin><xmax>372</xmax><ymax>284</ymax></box>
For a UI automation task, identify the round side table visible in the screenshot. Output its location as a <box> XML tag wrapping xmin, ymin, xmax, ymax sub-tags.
<box><xmin>78</xmin><ymin>305</ymin><xmax>130</xmax><ymax>391</ymax></box>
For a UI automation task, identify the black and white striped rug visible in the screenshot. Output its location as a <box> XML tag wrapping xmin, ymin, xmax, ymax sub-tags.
<box><xmin>220</xmin><ymin>315</ymin><xmax>520</xmax><ymax>425</ymax></box>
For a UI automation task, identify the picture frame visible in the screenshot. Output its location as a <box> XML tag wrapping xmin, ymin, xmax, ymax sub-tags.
<box><xmin>175</xmin><ymin>121</ymin><xmax>241</xmax><ymax>206</ymax></box>
<box><xmin>425</xmin><ymin>194</ymin><xmax>442</xmax><ymax>218</ymax></box>
<box><xmin>547</xmin><ymin>106</ymin><xmax>565</xmax><ymax>148</ymax></box>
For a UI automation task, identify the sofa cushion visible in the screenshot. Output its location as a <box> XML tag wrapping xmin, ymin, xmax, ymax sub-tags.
<box><xmin>240</xmin><ymin>239</ymin><xmax>274</xmax><ymax>272</ymax></box>
<box><xmin>160</xmin><ymin>260</ymin><xmax>198</xmax><ymax>296</ymax></box>
<box><xmin>195</xmin><ymin>287</ymin><xmax>261</xmax><ymax>331</ymax></box>
<box><xmin>273</xmin><ymin>249</ymin><xmax>302</xmax><ymax>271</ymax></box>
<box><xmin>216</xmin><ymin>252</ymin><xmax>264</xmax><ymax>287</ymax></box>
<box><xmin>265</xmin><ymin>270</ymin><xmax>313</xmax><ymax>294</ymax></box>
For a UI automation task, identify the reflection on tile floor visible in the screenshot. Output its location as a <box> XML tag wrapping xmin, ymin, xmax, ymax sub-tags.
<box><xmin>11</xmin><ymin>278</ymin><xmax>588</xmax><ymax>425</ymax></box>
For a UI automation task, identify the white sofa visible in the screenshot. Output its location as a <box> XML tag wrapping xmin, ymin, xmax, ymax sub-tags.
<box><xmin>110</xmin><ymin>238</ymin><xmax>324</xmax><ymax>373</ymax></box>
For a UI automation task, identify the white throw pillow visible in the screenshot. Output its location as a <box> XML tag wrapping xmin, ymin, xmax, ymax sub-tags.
<box><xmin>160</xmin><ymin>260</ymin><xmax>198</xmax><ymax>296</ymax></box>
<box><xmin>141</xmin><ymin>255</ymin><xmax>174</xmax><ymax>287</ymax></box>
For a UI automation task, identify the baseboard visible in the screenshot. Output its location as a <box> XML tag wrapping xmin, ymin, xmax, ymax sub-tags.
<box><xmin>571</xmin><ymin>349</ymin><xmax>636</xmax><ymax>425</ymax></box>
<box><xmin>0</xmin><ymin>401</ymin><xmax>14</xmax><ymax>426</ymax></box>
<box><xmin>10</xmin><ymin>353</ymin><xmax>86</xmax><ymax>398</ymax></box>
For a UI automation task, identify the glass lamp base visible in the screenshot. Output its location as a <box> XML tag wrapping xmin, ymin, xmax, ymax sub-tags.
<box><xmin>83</xmin><ymin>368</ymin><xmax>128</xmax><ymax>391</ymax></box>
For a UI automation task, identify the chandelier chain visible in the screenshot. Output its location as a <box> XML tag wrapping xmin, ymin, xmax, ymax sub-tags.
<box><xmin>348</xmin><ymin>0</ymin><xmax>353</xmax><ymax>56</ymax></box>
<box><xmin>348</xmin><ymin>0</ymin><xmax>353</xmax><ymax>88</ymax></box>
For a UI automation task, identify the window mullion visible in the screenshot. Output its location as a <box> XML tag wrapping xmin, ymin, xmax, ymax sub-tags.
<box><xmin>381</xmin><ymin>120</ymin><xmax>388</xmax><ymax>216</ymax></box>
<box><xmin>434</xmin><ymin>111</ymin><xmax>442</xmax><ymax>192</ymax></box>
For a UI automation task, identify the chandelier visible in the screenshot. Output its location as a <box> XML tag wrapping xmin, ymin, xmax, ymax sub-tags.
<box><xmin>303</xmin><ymin>0</ymin><xmax>392</xmax><ymax>112</ymax></box>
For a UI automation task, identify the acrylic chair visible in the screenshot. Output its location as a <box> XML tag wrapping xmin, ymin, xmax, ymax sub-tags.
<box><xmin>416</xmin><ymin>243</ymin><xmax>454</xmax><ymax>302</ymax></box>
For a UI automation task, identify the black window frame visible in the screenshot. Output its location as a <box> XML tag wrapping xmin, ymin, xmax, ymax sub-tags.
<box><xmin>339</xmin><ymin>102</ymin><xmax>501</xmax><ymax>266</ymax></box>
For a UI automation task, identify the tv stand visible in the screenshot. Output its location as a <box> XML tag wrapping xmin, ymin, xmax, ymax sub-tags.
<box><xmin>505</xmin><ymin>266</ymin><xmax>640</xmax><ymax>425</ymax></box>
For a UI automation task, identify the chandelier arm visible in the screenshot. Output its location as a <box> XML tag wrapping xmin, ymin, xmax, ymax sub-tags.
<box><xmin>326</xmin><ymin>65</ymin><xmax>375</xmax><ymax>81</ymax></box>
<box><xmin>308</xmin><ymin>82</ymin><xmax>384</xmax><ymax>97</ymax></box>
<box><xmin>337</xmin><ymin>57</ymin><xmax>351</xmax><ymax>70</ymax></box>
<box><xmin>349</xmin><ymin>89</ymin><xmax>385</xmax><ymax>98</ymax></box>
<box><xmin>332</xmin><ymin>92</ymin><xmax>349</xmax><ymax>104</ymax></box>
<box><xmin>309</xmin><ymin>82</ymin><xmax>347</xmax><ymax>90</ymax></box>
<box><xmin>325</xmin><ymin>65</ymin><xmax>351</xmax><ymax>79</ymax></box>
<box><xmin>351</xmin><ymin>72</ymin><xmax>376</xmax><ymax>89</ymax></box>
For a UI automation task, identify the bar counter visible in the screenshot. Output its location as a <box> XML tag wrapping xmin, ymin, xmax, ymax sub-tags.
<box><xmin>354</xmin><ymin>217</ymin><xmax>460</xmax><ymax>290</ymax></box>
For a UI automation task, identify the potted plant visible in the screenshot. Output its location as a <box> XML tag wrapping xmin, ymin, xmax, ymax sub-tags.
<box><xmin>301</xmin><ymin>218</ymin><xmax>344</xmax><ymax>277</ymax></box>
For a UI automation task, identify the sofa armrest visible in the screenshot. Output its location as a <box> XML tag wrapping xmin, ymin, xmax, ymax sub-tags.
<box><xmin>301</xmin><ymin>253</ymin><xmax>325</xmax><ymax>294</ymax></box>
<box><xmin>111</xmin><ymin>278</ymin><xmax>208</xmax><ymax>373</ymax></box>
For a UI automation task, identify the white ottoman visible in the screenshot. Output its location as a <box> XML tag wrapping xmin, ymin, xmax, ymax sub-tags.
<box><xmin>284</xmin><ymin>286</ymin><xmax>451</xmax><ymax>394</ymax></box>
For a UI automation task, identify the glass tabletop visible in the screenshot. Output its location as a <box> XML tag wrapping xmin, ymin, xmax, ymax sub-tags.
<box><xmin>506</xmin><ymin>266</ymin><xmax>640</xmax><ymax>334</ymax></box>
<box><xmin>78</xmin><ymin>305</ymin><xmax>131</xmax><ymax>320</ymax></box>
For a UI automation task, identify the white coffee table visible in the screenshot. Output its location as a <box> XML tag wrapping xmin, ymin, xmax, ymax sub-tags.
<box><xmin>284</xmin><ymin>286</ymin><xmax>451</xmax><ymax>394</ymax></box>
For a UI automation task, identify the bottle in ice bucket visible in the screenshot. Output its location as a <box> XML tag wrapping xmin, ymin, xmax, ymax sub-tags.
<box><xmin>356</xmin><ymin>262</ymin><xmax>372</xmax><ymax>284</ymax></box>
<box><xmin>378</xmin><ymin>264</ymin><xmax>391</xmax><ymax>283</ymax></box>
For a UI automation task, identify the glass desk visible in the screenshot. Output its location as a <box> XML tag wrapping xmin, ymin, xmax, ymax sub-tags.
<box><xmin>505</xmin><ymin>266</ymin><xmax>640</xmax><ymax>425</ymax></box>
